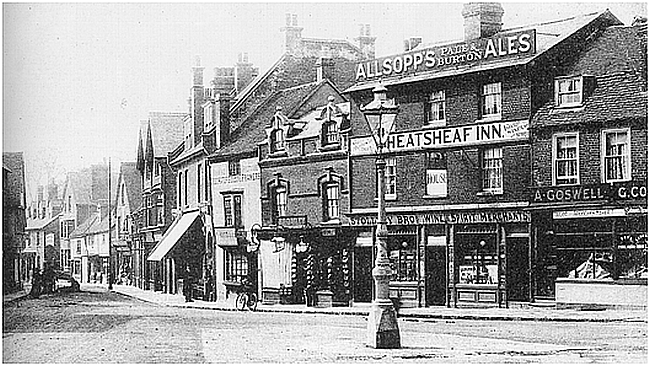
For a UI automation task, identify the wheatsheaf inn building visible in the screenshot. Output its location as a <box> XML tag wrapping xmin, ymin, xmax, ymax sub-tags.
<box><xmin>344</xmin><ymin>3</ymin><xmax>646</xmax><ymax>308</ymax></box>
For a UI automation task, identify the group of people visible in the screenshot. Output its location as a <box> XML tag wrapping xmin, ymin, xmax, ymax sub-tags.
<box><xmin>182</xmin><ymin>264</ymin><xmax>216</xmax><ymax>303</ymax></box>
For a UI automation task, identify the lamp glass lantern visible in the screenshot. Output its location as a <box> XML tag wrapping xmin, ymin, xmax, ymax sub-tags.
<box><xmin>360</xmin><ymin>84</ymin><xmax>401</xmax><ymax>349</ymax></box>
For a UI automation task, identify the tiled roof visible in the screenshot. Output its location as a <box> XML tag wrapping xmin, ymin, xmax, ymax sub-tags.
<box><xmin>209</xmin><ymin>81</ymin><xmax>326</xmax><ymax>160</ymax></box>
<box><xmin>169</xmin><ymin>140</ymin><xmax>206</xmax><ymax>165</ymax></box>
<box><xmin>146</xmin><ymin>111</ymin><xmax>187</xmax><ymax>159</ymax></box>
<box><xmin>26</xmin><ymin>215</ymin><xmax>59</xmax><ymax>230</ymax></box>
<box><xmin>532</xmin><ymin>71</ymin><xmax>647</xmax><ymax>128</ymax></box>
<box><xmin>346</xmin><ymin>10</ymin><xmax>622</xmax><ymax>92</ymax></box>
<box><xmin>86</xmin><ymin>213</ymin><xmax>110</xmax><ymax>235</ymax></box>
<box><xmin>70</xmin><ymin>213</ymin><xmax>98</xmax><ymax>238</ymax></box>
<box><xmin>119</xmin><ymin>162</ymin><xmax>142</xmax><ymax>211</ymax></box>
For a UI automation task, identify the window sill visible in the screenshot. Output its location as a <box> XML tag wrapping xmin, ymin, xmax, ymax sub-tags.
<box><xmin>476</xmin><ymin>191</ymin><xmax>503</xmax><ymax>197</ymax></box>
<box><xmin>374</xmin><ymin>196</ymin><xmax>397</xmax><ymax>201</ymax></box>
<box><xmin>553</xmin><ymin>104</ymin><xmax>584</xmax><ymax>111</ymax></box>
<box><xmin>476</xmin><ymin>115</ymin><xmax>502</xmax><ymax>123</ymax></box>
<box><xmin>603</xmin><ymin>178</ymin><xmax>632</xmax><ymax>184</ymax></box>
<box><xmin>423</xmin><ymin>121</ymin><xmax>446</xmax><ymax>128</ymax></box>
<box><xmin>268</xmin><ymin>151</ymin><xmax>288</xmax><ymax>158</ymax></box>
<box><xmin>423</xmin><ymin>195</ymin><xmax>447</xmax><ymax>199</ymax></box>
<box><xmin>319</xmin><ymin>143</ymin><xmax>341</xmax><ymax>152</ymax></box>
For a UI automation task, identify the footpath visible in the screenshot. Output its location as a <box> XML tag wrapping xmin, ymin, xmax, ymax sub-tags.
<box><xmin>4</xmin><ymin>283</ymin><xmax>646</xmax><ymax>323</ymax></box>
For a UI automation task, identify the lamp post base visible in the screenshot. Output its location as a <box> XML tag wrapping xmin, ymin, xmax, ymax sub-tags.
<box><xmin>367</xmin><ymin>299</ymin><xmax>401</xmax><ymax>349</ymax></box>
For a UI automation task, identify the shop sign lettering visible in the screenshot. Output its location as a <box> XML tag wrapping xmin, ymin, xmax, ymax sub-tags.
<box><xmin>355</xmin><ymin>29</ymin><xmax>536</xmax><ymax>82</ymax></box>
<box><xmin>426</xmin><ymin>169</ymin><xmax>447</xmax><ymax>197</ymax></box>
<box><xmin>532</xmin><ymin>181</ymin><xmax>648</xmax><ymax>203</ymax></box>
<box><xmin>553</xmin><ymin>208</ymin><xmax>627</xmax><ymax>220</ymax></box>
<box><xmin>350</xmin><ymin>120</ymin><xmax>529</xmax><ymax>156</ymax></box>
<box><xmin>347</xmin><ymin>210</ymin><xmax>530</xmax><ymax>226</ymax></box>
<box><xmin>278</xmin><ymin>216</ymin><xmax>308</xmax><ymax>229</ymax></box>
<box><xmin>213</xmin><ymin>172</ymin><xmax>260</xmax><ymax>185</ymax></box>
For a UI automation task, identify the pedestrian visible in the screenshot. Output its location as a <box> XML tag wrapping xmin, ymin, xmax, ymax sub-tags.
<box><xmin>204</xmin><ymin>265</ymin><xmax>215</xmax><ymax>302</ymax></box>
<box><xmin>183</xmin><ymin>265</ymin><xmax>193</xmax><ymax>302</ymax></box>
<box><xmin>29</xmin><ymin>269</ymin><xmax>43</xmax><ymax>298</ymax></box>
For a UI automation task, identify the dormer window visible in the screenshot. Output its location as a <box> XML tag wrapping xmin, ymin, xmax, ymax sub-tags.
<box><xmin>270</xmin><ymin>128</ymin><xmax>285</xmax><ymax>153</ymax></box>
<box><xmin>555</xmin><ymin>76</ymin><xmax>583</xmax><ymax>107</ymax></box>
<box><xmin>322</xmin><ymin>120</ymin><xmax>339</xmax><ymax>146</ymax></box>
<box><xmin>204</xmin><ymin>104</ymin><xmax>214</xmax><ymax>130</ymax></box>
<box><xmin>426</xmin><ymin>90</ymin><xmax>446</xmax><ymax>126</ymax></box>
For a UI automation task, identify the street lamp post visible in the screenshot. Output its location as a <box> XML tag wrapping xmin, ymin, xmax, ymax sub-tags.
<box><xmin>361</xmin><ymin>85</ymin><xmax>401</xmax><ymax>349</ymax></box>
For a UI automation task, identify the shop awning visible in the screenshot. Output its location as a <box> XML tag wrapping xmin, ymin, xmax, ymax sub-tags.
<box><xmin>147</xmin><ymin>211</ymin><xmax>200</xmax><ymax>261</ymax></box>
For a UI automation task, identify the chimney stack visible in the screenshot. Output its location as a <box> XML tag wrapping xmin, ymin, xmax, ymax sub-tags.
<box><xmin>235</xmin><ymin>52</ymin><xmax>259</xmax><ymax>94</ymax></box>
<box><xmin>355</xmin><ymin>23</ymin><xmax>376</xmax><ymax>59</ymax></box>
<box><xmin>316</xmin><ymin>57</ymin><xmax>335</xmax><ymax>82</ymax></box>
<box><xmin>403</xmin><ymin>37</ymin><xmax>423</xmax><ymax>51</ymax></box>
<box><xmin>191</xmin><ymin>55</ymin><xmax>205</xmax><ymax>145</ymax></box>
<box><xmin>281</xmin><ymin>13</ymin><xmax>303</xmax><ymax>54</ymax></box>
<box><xmin>462</xmin><ymin>2</ymin><xmax>504</xmax><ymax>40</ymax></box>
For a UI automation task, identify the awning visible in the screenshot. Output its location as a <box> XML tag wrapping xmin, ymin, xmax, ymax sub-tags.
<box><xmin>147</xmin><ymin>211</ymin><xmax>201</xmax><ymax>261</ymax></box>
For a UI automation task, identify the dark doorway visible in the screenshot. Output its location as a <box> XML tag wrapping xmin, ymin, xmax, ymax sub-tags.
<box><xmin>507</xmin><ymin>238</ymin><xmax>530</xmax><ymax>302</ymax></box>
<box><xmin>353</xmin><ymin>247</ymin><xmax>373</xmax><ymax>303</ymax></box>
<box><xmin>425</xmin><ymin>246</ymin><xmax>446</xmax><ymax>306</ymax></box>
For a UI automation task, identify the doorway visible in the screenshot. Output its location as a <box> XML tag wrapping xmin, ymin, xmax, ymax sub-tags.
<box><xmin>425</xmin><ymin>246</ymin><xmax>446</xmax><ymax>306</ymax></box>
<box><xmin>353</xmin><ymin>246</ymin><xmax>373</xmax><ymax>303</ymax></box>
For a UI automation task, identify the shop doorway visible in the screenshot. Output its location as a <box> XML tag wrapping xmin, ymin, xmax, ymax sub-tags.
<box><xmin>425</xmin><ymin>246</ymin><xmax>446</xmax><ymax>306</ymax></box>
<box><xmin>353</xmin><ymin>247</ymin><xmax>373</xmax><ymax>302</ymax></box>
<box><xmin>507</xmin><ymin>238</ymin><xmax>530</xmax><ymax>302</ymax></box>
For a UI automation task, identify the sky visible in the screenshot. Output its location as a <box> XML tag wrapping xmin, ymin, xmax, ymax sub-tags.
<box><xmin>3</xmin><ymin>1</ymin><xmax>647</xmax><ymax>198</ymax></box>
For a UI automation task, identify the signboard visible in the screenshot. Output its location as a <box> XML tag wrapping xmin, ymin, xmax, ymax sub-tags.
<box><xmin>348</xmin><ymin>210</ymin><xmax>530</xmax><ymax>226</ymax></box>
<box><xmin>278</xmin><ymin>216</ymin><xmax>308</xmax><ymax>229</ymax></box>
<box><xmin>213</xmin><ymin>172</ymin><xmax>260</xmax><ymax>185</ymax></box>
<box><xmin>214</xmin><ymin>227</ymin><xmax>238</xmax><ymax>247</ymax></box>
<box><xmin>355</xmin><ymin>29</ymin><xmax>536</xmax><ymax>82</ymax></box>
<box><xmin>350</xmin><ymin>119</ymin><xmax>529</xmax><ymax>156</ymax></box>
<box><xmin>426</xmin><ymin>169</ymin><xmax>447</xmax><ymax>197</ymax></box>
<box><xmin>531</xmin><ymin>181</ymin><xmax>648</xmax><ymax>203</ymax></box>
<box><xmin>321</xmin><ymin>228</ymin><xmax>337</xmax><ymax>237</ymax></box>
<box><xmin>553</xmin><ymin>208</ymin><xmax>627</xmax><ymax>220</ymax></box>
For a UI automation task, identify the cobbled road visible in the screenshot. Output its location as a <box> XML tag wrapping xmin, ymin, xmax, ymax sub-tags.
<box><xmin>3</xmin><ymin>288</ymin><xmax>647</xmax><ymax>363</ymax></box>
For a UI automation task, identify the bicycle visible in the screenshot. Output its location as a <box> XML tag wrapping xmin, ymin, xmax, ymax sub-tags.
<box><xmin>235</xmin><ymin>280</ymin><xmax>258</xmax><ymax>311</ymax></box>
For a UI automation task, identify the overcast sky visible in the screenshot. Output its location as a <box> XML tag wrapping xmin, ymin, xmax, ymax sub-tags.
<box><xmin>3</xmin><ymin>1</ymin><xmax>647</xmax><ymax>197</ymax></box>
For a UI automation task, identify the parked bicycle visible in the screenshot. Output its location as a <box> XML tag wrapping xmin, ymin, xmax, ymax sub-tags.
<box><xmin>235</xmin><ymin>278</ymin><xmax>258</xmax><ymax>311</ymax></box>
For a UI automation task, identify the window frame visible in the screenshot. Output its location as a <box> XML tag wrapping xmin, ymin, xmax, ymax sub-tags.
<box><xmin>273</xmin><ymin>185</ymin><xmax>287</xmax><ymax>223</ymax></box>
<box><xmin>223</xmin><ymin>193</ymin><xmax>243</xmax><ymax>228</ymax></box>
<box><xmin>426</xmin><ymin>90</ymin><xmax>446</xmax><ymax>127</ymax></box>
<box><xmin>228</xmin><ymin>160</ymin><xmax>241</xmax><ymax>176</ymax></box>
<box><xmin>481</xmin><ymin>147</ymin><xmax>503</xmax><ymax>194</ymax></box>
<box><xmin>481</xmin><ymin>82</ymin><xmax>502</xmax><ymax>120</ymax></box>
<box><xmin>225</xmin><ymin>249</ymin><xmax>248</xmax><ymax>283</ymax></box>
<box><xmin>322</xmin><ymin>120</ymin><xmax>340</xmax><ymax>147</ymax></box>
<box><xmin>323</xmin><ymin>182</ymin><xmax>340</xmax><ymax>221</ymax></box>
<box><xmin>552</xmin><ymin>132</ymin><xmax>580</xmax><ymax>186</ymax></box>
<box><xmin>270</xmin><ymin>128</ymin><xmax>285</xmax><ymax>153</ymax></box>
<box><xmin>601</xmin><ymin>128</ymin><xmax>632</xmax><ymax>183</ymax></box>
<box><xmin>555</xmin><ymin>75</ymin><xmax>583</xmax><ymax>108</ymax></box>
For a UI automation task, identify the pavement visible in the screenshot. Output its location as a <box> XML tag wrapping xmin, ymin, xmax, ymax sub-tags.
<box><xmin>4</xmin><ymin>283</ymin><xmax>646</xmax><ymax>323</ymax></box>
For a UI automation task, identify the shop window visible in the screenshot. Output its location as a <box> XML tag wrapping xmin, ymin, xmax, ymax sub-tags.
<box><xmin>225</xmin><ymin>250</ymin><xmax>248</xmax><ymax>283</ymax></box>
<box><xmin>481</xmin><ymin>147</ymin><xmax>503</xmax><ymax>194</ymax></box>
<box><xmin>228</xmin><ymin>160</ymin><xmax>241</xmax><ymax>176</ymax></box>
<box><xmin>426</xmin><ymin>90</ymin><xmax>446</xmax><ymax>126</ymax></box>
<box><xmin>389</xmin><ymin>238</ymin><xmax>417</xmax><ymax>281</ymax></box>
<box><xmin>553</xmin><ymin>133</ymin><xmax>579</xmax><ymax>185</ymax></box>
<box><xmin>457</xmin><ymin>234</ymin><xmax>498</xmax><ymax>285</ymax></box>
<box><xmin>270</xmin><ymin>128</ymin><xmax>285</xmax><ymax>153</ymax></box>
<box><xmin>481</xmin><ymin>82</ymin><xmax>501</xmax><ymax>120</ymax></box>
<box><xmin>555</xmin><ymin>76</ymin><xmax>583</xmax><ymax>107</ymax></box>
<box><xmin>602</xmin><ymin>128</ymin><xmax>631</xmax><ymax>183</ymax></box>
<box><xmin>323</xmin><ymin>182</ymin><xmax>340</xmax><ymax>221</ymax></box>
<box><xmin>223</xmin><ymin>194</ymin><xmax>243</xmax><ymax>228</ymax></box>
<box><xmin>385</xmin><ymin>157</ymin><xmax>397</xmax><ymax>200</ymax></box>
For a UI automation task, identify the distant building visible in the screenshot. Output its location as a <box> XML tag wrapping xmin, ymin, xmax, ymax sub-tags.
<box><xmin>69</xmin><ymin>205</ymin><xmax>111</xmax><ymax>284</ymax></box>
<box><xmin>113</xmin><ymin>162</ymin><xmax>142</xmax><ymax>286</ymax></box>
<box><xmin>3</xmin><ymin>152</ymin><xmax>27</xmax><ymax>293</ymax></box>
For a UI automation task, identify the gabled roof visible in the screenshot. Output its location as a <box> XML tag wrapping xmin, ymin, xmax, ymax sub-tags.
<box><xmin>533</xmin><ymin>25</ymin><xmax>647</xmax><ymax>128</ymax></box>
<box><xmin>346</xmin><ymin>10</ymin><xmax>622</xmax><ymax>92</ymax></box>
<box><xmin>144</xmin><ymin>111</ymin><xmax>187</xmax><ymax>160</ymax></box>
<box><xmin>70</xmin><ymin>213</ymin><xmax>99</xmax><ymax>238</ymax></box>
<box><xmin>86</xmin><ymin>213</ymin><xmax>110</xmax><ymax>235</ymax></box>
<box><xmin>65</xmin><ymin>170</ymin><xmax>93</xmax><ymax>205</ymax></box>
<box><xmin>118</xmin><ymin>162</ymin><xmax>142</xmax><ymax>211</ymax></box>
<box><xmin>208</xmin><ymin>80</ymin><xmax>333</xmax><ymax>160</ymax></box>
<box><xmin>26</xmin><ymin>214</ymin><xmax>59</xmax><ymax>231</ymax></box>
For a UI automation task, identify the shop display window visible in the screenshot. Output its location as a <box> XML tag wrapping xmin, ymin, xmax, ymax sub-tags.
<box><xmin>388</xmin><ymin>236</ymin><xmax>417</xmax><ymax>281</ymax></box>
<box><xmin>456</xmin><ymin>233</ymin><xmax>498</xmax><ymax>285</ymax></box>
<box><xmin>225</xmin><ymin>250</ymin><xmax>248</xmax><ymax>283</ymax></box>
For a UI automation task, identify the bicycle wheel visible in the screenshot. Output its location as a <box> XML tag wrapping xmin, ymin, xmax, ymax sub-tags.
<box><xmin>235</xmin><ymin>293</ymin><xmax>248</xmax><ymax>311</ymax></box>
<box><xmin>247</xmin><ymin>293</ymin><xmax>258</xmax><ymax>311</ymax></box>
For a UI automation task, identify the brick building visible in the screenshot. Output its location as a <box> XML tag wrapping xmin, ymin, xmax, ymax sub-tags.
<box><xmin>206</xmin><ymin>14</ymin><xmax>374</xmax><ymax>303</ymax></box>
<box><xmin>3</xmin><ymin>152</ymin><xmax>27</xmax><ymax>293</ymax></box>
<box><xmin>134</xmin><ymin>111</ymin><xmax>187</xmax><ymax>290</ymax></box>
<box><xmin>529</xmin><ymin>16</ymin><xmax>647</xmax><ymax>307</ymax></box>
<box><xmin>344</xmin><ymin>4</ymin><xmax>627</xmax><ymax>307</ymax></box>
<box><xmin>69</xmin><ymin>205</ymin><xmax>111</xmax><ymax>284</ymax></box>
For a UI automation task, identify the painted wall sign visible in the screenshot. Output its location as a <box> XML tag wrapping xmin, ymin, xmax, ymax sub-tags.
<box><xmin>355</xmin><ymin>29</ymin><xmax>536</xmax><ymax>82</ymax></box>
<box><xmin>426</xmin><ymin>169</ymin><xmax>447</xmax><ymax>197</ymax></box>
<box><xmin>553</xmin><ymin>208</ymin><xmax>627</xmax><ymax>220</ymax></box>
<box><xmin>278</xmin><ymin>216</ymin><xmax>308</xmax><ymax>229</ymax></box>
<box><xmin>347</xmin><ymin>210</ymin><xmax>530</xmax><ymax>226</ymax></box>
<box><xmin>213</xmin><ymin>172</ymin><xmax>260</xmax><ymax>185</ymax></box>
<box><xmin>351</xmin><ymin>120</ymin><xmax>529</xmax><ymax>156</ymax></box>
<box><xmin>531</xmin><ymin>181</ymin><xmax>648</xmax><ymax>203</ymax></box>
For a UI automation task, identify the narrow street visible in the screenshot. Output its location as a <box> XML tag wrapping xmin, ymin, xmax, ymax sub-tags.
<box><xmin>3</xmin><ymin>288</ymin><xmax>646</xmax><ymax>363</ymax></box>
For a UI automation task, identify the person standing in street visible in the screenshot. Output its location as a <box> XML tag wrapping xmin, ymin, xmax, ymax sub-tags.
<box><xmin>183</xmin><ymin>265</ymin><xmax>193</xmax><ymax>302</ymax></box>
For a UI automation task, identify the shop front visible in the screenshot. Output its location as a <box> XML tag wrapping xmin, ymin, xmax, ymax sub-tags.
<box><xmin>530</xmin><ymin>182</ymin><xmax>648</xmax><ymax>308</ymax></box>
<box><xmin>257</xmin><ymin>216</ymin><xmax>354</xmax><ymax>307</ymax></box>
<box><xmin>347</xmin><ymin>208</ymin><xmax>531</xmax><ymax>308</ymax></box>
